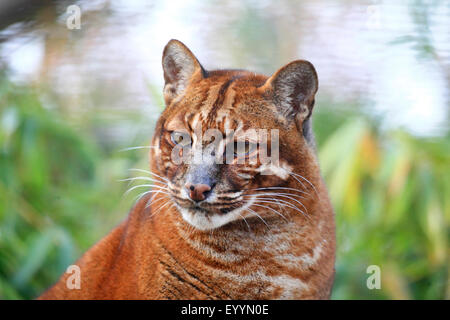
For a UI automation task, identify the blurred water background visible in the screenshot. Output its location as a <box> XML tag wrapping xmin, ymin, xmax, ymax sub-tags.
<box><xmin>0</xmin><ymin>0</ymin><xmax>448</xmax><ymax>299</ymax></box>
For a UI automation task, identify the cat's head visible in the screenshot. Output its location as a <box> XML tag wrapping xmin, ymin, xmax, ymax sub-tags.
<box><xmin>150</xmin><ymin>39</ymin><xmax>319</xmax><ymax>230</ymax></box>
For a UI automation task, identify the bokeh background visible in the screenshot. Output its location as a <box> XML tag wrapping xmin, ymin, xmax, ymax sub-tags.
<box><xmin>0</xmin><ymin>0</ymin><xmax>449</xmax><ymax>299</ymax></box>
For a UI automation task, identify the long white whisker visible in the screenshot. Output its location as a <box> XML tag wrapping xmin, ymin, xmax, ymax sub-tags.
<box><xmin>244</xmin><ymin>192</ymin><xmax>306</xmax><ymax>200</ymax></box>
<box><xmin>124</xmin><ymin>184</ymin><xmax>170</xmax><ymax>196</ymax></box>
<box><xmin>119</xmin><ymin>176</ymin><xmax>168</xmax><ymax>185</ymax></box>
<box><xmin>248</xmin><ymin>186</ymin><xmax>308</xmax><ymax>195</ymax></box>
<box><xmin>251</xmin><ymin>203</ymin><xmax>288</xmax><ymax>221</ymax></box>
<box><xmin>290</xmin><ymin>172</ymin><xmax>318</xmax><ymax>196</ymax></box>
<box><xmin>149</xmin><ymin>199</ymin><xmax>173</xmax><ymax>218</ymax></box>
<box><xmin>134</xmin><ymin>189</ymin><xmax>170</xmax><ymax>205</ymax></box>
<box><xmin>128</xmin><ymin>168</ymin><xmax>169</xmax><ymax>182</ymax></box>
<box><xmin>134</xmin><ymin>188</ymin><xmax>170</xmax><ymax>199</ymax></box>
<box><xmin>256</xmin><ymin>198</ymin><xmax>308</xmax><ymax>219</ymax></box>
<box><xmin>289</xmin><ymin>173</ymin><xmax>307</xmax><ymax>190</ymax></box>
<box><xmin>252</xmin><ymin>199</ymin><xmax>307</xmax><ymax>218</ymax></box>
<box><xmin>145</xmin><ymin>192</ymin><xmax>170</xmax><ymax>208</ymax></box>
<box><xmin>238</xmin><ymin>213</ymin><xmax>251</xmax><ymax>232</ymax></box>
<box><xmin>119</xmin><ymin>146</ymin><xmax>157</xmax><ymax>152</ymax></box>
<box><xmin>130</xmin><ymin>190</ymin><xmax>170</xmax><ymax>206</ymax></box>
<box><xmin>246</xmin><ymin>208</ymin><xmax>269</xmax><ymax>228</ymax></box>
<box><xmin>243</xmin><ymin>193</ymin><xmax>308</xmax><ymax>214</ymax></box>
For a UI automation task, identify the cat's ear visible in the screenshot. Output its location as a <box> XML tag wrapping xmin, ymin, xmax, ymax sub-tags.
<box><xmin>162</xmin><ymin>39</ymin><xmax>206</xmax><ymax>106</ymax></box>
<box><xmin>260</xmin><ymin>60</ymin><xmax>318</xmax><ymax>122</ymax></box>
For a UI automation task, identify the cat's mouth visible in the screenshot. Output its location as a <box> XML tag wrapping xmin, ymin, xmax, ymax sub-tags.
<box><xmin>172</xmin><ymin>196</ymin><xmax>244</xmax><ymax>215</ymax></box>
<box><xmin>164</xmin><ymin>183</ymin><xmax>255</xmax><ymax>230</ymax></box>
<box><xmin>170</xmin><ymin>194</ymin><xmax>253</xmax><ymax>230</ymax></box>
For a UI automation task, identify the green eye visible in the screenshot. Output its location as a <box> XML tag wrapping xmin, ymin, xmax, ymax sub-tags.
<box><xmin>233</xmin><ymin>141</ymin><xmax>257</xmax><ymax>157</ymax></box>
<box><xmin>170</xmin><ymin>131</ymin><xmax>191</xmax><ymax>146</ymax></box>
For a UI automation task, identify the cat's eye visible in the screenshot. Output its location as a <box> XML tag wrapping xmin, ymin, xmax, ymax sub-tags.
<box><xmin>232</xmin><ymin>141</ymin><xmax>257</xmax><ymax>158</ymax></box>
<box><xmin>170</xmin><ymin>131</ymin><xmax>191</xmax><ymax>146</ymax></box>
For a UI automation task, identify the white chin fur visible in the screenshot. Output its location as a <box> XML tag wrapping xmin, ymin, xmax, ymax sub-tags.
<box><xmin>176</xmin><ymin>197</ymin><xmax>254</xmax><ymax>231</ymax></box>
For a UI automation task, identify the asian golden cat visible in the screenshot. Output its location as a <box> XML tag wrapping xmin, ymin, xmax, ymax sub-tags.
<box><xmin>39</xmin><ymin>39</ymin><xmax>336</xmax><ymax>300</ymax></box>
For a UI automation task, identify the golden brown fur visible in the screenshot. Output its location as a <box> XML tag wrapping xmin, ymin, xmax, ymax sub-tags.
<box><xmin>40</xmin><ymin>40</ymin><xmax>336</xmax><ymax>300</ymax></box>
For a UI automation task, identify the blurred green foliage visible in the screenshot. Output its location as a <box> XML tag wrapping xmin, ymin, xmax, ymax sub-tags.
<box><xmin>0</xmin><ymin>72</ymin><xmax>449</xmax><ymax>300</ymax></box>
<box><xmin>0</xmin><ymin>74</ymin><xmax>147</xmax><ymax>299</ymax></box>
<box><xmin>315</xmin><ymin>105</ymin><xmax>449</xmax><ymax>299</ymax></box>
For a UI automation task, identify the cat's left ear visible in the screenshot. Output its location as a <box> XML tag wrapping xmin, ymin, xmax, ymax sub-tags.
<box><xmin>260</xmin><ymin>60</ymin><xmax>318</xmax><ymax>123</ymax></box>
<box><xmin>162</xmin><ymin>39</ymin><xmax>206</xmax><ymax>106</ymax></box>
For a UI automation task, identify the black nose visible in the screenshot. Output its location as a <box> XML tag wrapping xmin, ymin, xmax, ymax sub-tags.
<box><xmin>185</xmin><ymin>183</ymin><xmax>211</xmax><ymax>202</ymax></box>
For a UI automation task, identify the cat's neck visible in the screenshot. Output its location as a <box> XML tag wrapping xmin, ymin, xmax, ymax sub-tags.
<box><xmin>147</xmin><ymin>198</ymin><xmax>316</xmax><ymax>266</ymax></box>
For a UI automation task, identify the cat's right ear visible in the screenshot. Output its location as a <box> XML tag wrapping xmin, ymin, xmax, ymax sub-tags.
<box><xmin>162</xmin><ymin>39</ymin><xmax>206</xmax><ymax>106</ymax></box>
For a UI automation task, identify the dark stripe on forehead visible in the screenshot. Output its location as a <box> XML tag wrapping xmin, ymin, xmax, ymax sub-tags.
<box><xmin>206</xmin><ymin>76</ymin><xmax>241</xmax><ymax>127</ymax></box>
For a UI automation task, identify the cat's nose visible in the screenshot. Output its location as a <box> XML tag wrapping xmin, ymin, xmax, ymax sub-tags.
<box><xmin>185</xmin><ymin>183</ymin><xmax>211</xmax><ymax>202</ymax></box>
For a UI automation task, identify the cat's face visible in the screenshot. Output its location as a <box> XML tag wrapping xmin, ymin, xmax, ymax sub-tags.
<box><xmin>151</xmin><ymin>40</ymin><xmax>318</xmax><ymax>230</ymax></box>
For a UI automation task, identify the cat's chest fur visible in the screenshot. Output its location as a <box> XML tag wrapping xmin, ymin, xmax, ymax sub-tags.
<box><xmin>147</xmin><ymin>207</ymin><xmax>330</xmax><ymax>299</ymax></box>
